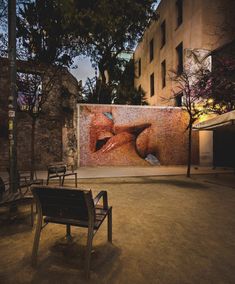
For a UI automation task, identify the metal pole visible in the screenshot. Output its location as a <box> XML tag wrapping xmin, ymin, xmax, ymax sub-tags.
<box><xmin>8</xmin><ymin>0</ymin><xmax>17</xmax><ymax>193</ymax></box>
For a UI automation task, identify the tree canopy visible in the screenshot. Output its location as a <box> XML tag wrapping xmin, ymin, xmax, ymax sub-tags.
<box><xmin>61</xmin><ymin>0</ymin><xmax>158</xmax><ymax>101</ymax></box>
<box><xmin>82</xmin><ymin>58</ymin><xmax>149</xmax><ymax>105</ymax></box>
<box><xmin>16</xmin><ymin>0</ymin><xmax>74</xmax><ymax>66</ymax></box>
<box><xmin>15</xmin><ymin>0</ymin><xmax>158</xmax><ymax>103</ymax></box>
<box><xmin>202</xmin><ymin>56</ymin><xmax>235</xmax><ymax>114</ymax></box>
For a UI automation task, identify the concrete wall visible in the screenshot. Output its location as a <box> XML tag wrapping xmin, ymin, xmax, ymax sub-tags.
<box><xmin>199</xmin><ymin>131</ymin><xmax>213</xmax><ymax>166</ymax></box>
<box><xmin>134</xmin><ymin>0</ymin><xmax>234</xmax><ymax>106</ymax></box>
<box><xmin>78</xmin><ymin>104</ymin><xmax>199</xmax><ymax>166</ymax></box>
<box><xmin>0</xmin><ymin>58</ymin><xmax>79</xmax><ymax>171</ymax></box>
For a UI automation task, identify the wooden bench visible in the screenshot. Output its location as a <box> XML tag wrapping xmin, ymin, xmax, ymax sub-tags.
<box><xmin>31</xmin><ymin>185</ymin><xmax>112</xmax><ymax>278</ymax></box>
<box><xmin>46</xmin><ymin>163</ymin><xmax>77</xmax><ymax>187</ymax></box>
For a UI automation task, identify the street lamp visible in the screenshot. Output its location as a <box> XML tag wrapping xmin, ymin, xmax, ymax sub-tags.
<box><xmin>8</xmin><ymin>0</ymin><xmax>17</xmax><ymax>193</ymax></box>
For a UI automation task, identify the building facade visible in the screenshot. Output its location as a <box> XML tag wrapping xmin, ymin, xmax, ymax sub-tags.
<box><xmin>134</xmin><ymin>0</ymin><xmax>234</xmax><ymax>106</ymax></box>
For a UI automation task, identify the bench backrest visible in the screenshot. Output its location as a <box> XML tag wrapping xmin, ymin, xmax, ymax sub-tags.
<box><xmin>0</xmin><ymin>177</ymin><xmax>6</xmax><ymax>201</ymax></box>
<box><xmin>47</xmin><ymin>164</ymin><xmax>67</xmax><ymax>175</ymax></box>
<box><xmin>31</xmin><ymin>186</ymin><xmax>94</xmax><ymax>221</ymax></box>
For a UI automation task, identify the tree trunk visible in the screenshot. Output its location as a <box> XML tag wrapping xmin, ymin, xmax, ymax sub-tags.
<box><xmin>187</xmin><ymin>124</ymin><xmax>192</xmax><ymax>178</ymax></box>
<box><xmin>97</xmin><ymin>64</ymin><xmax>112</xmax><ymax>104</ymax></box>
<box><xmin>98</xmin><ymin>64</ymin><xmax>107</xmax><ymax>85</ymax></box>
<box><xmin>30</xmin><ymin>117</ymin><xmax>36</xmax><ymax>180</ymax></box>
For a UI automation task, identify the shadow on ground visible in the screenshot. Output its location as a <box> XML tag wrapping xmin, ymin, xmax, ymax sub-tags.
<box><xmin>0</xmin><ymin>175</ymin><xmax>235</xmax><ymax>284</ymax></box>
<box><xmin>76</xmin><ymin>176</ymin><xmax>210</xmax><ymax>189</ymax></box>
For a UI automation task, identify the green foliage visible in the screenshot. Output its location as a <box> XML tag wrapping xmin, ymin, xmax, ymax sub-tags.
<box><xmin>16</xmin><ymin>0</ymin><xmax>157</xmax><ymax>105</ymax></box>
<box><xmin>17</xmin><ymin>0</ymin><xmax>73</xmax><ymax>66</ymax></box>
<box><xmin>113</xmin><ymin>59</ymin><xmax>148</xmax><ymax>105</ymax></box>
<box><xmin>0</xmin><ymin>0</ymin><xmax>8</xmax><ymax>57</ymax></box>
<box><xmin>61</xmin><ymin>0</ymin><xmax>158</xmax><ymax>89</ymax></box>
<box><xmin>82</xmin><ymin>59</ymin><xmax>148</xmax><ymax>105</ymax></box>
<box><xmin>62</xmin><ymin>0</ymin><xmax>157</xmax><ymax>55</ymax></box>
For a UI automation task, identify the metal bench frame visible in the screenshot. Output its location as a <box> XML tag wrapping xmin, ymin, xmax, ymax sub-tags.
<box><xmin>31</xmin><ymin>185</ymin><xmax>112</xmax><ymax>278</ymax></box>
<box><xmin>46</xmin><ymin>163</ymin><xmax>78</xmax><ymax>187</ymax></box>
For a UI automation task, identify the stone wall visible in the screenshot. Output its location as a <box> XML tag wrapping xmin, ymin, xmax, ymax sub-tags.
<box><xmin>0</xmin><ymin>58</ymin><xmax>79</xmax><ymax>171</ymax></box>
<box><xmin>78</xmin><ymin>104</ymin><xmax>199</xmax><ymax>166</ymax></box>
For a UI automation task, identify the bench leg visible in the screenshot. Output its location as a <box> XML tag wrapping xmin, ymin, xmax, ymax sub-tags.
<box><xmin>30</xmin><ymin>202</ymin><xmax>34</xmax><ymax>227</ymax></box>
<box><xmin>66</xmin><ymin>224</ymin><xmax>72</xmax><ymax>241</ymax></box>
<box><xmin>46</xmin><ymin>173</ymin><xmax>50</xmax><ymax>185</ymax></box>
<box><xmin>85</xmin><ymin>228</ymin><xmax>93</xmax><ymax>278</ymax></box>
<box><xmin>108</xmin><ymin>208</ymin><xmax>112</xmax><ymax>243</ymax></box>
<box><xmin>31</xmin><ymin>213</ymin><xmax>42</xmax><ymax>266</ymax></box>
<box><xmin>75</xmin><ymin>173</ymin><xmax>77</xmax><ymax>188</ymax></box>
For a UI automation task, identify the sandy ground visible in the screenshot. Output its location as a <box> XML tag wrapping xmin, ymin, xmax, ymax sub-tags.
<box><xmin>0</xmin><ymin>174</ymin><xmax>235</xmax><ymax>284</ymax></box>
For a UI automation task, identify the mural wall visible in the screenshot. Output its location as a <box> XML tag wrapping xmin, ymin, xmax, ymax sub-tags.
<box><xmin>78</xmin><ymin>104</ymin><xmax>199</xmax><ymax>166</ymax></box>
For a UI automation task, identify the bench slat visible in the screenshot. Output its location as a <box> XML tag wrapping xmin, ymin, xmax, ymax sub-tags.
<box><xmin>32</xmin><ymin>186</ymin><xmax>93</xmax><ymax>221</ymax></box>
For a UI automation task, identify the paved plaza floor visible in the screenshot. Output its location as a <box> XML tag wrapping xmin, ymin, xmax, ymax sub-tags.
<box><xmin>0</xmin><ymin>174</ymin><xmax>235</xmax><ymax>283</ymax></box>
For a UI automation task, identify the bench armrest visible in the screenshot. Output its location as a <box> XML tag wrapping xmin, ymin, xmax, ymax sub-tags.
<box><xmin>94</xmin><ymin>191</ymin><xmax>108</xmax><ymax>210</ymax></box>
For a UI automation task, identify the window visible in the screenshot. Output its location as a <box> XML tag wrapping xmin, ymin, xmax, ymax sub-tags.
<box><xmin>175</xmin><ymin>92</ymin><xmax>183</xmax><ymax>107</ymax></box>
<box><xmin>176</xmin><ymin>0</ymin><xmax>183</xmax><ymax>27</ymax></box>
<box><xmin>176</xmin><ymin>42</ymin><xmax>183</xmax><ymax>74</ymax></box>
<box><xmin>149</xmin><ymin>39</ymin><xmax>154</xmax><ymax>62</ymax></box>
<box><xmin>161</xmin><ymin>60</ymin><xmax>166</xmax><ymax>88</ymax></box>
<box><xmin>17</xmin><ymin>72</ymin><xmax>42</xmax><ymax>112</ymax></box>
<box><xmin>161</xmin><ymin>20</ymin><xmax>166</xmax><ymax>48</ymax></box>
<box><xmin>138</xmin><ymin>58</ymin><xmax>141</xmax><ymax>77</ymax></box>
<box><xmin>150</xmin><ymin>73</ymin><xmax>154</xmax><ymax>97</ymax></box>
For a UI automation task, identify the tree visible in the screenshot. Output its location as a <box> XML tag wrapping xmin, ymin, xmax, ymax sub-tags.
<box><xmin>113</xmin><ymin>59</ymin><xmax>148</xmax><ymax>105</ymax></box>
<box><xmin>82</xmin><ymin>77</ymin><xmax>102</xmax><ymax>104</ymax></box>
<box><xmin>169</xmin><ymin>50</ymin><xmax>212</xmax><ymax>177</ymax></box>
<box><xmin>0</xmin><ymin>0</ymin><xmax>8</xmax><ymax>57</ymax></box>
<box><xmin>82</xmin><ymin>58</ymin><xmax>149</xmax><ymax>105</ymax></box>
<box><xmin>201</xmin><ymin>56</ymin><xmax>235</xmax><ymax>114</ymax></box>
<box><xmin>170</xmin><ymin>48</ymin><xmax>235</xmax><ymax>177</ymax></box>
<box><xmin>16</xmin><ymin>0</ymin><xmax>76</xmax><ymax>179</ymax></box>
<box><xmin>61</xmin><ymin>0</ymin><xmax>158</xmax><ymax>103</ymax></box>
<box><xmin>17</xmin><ymin>0</ymin><xmax>74</xmax><ymax>65</ymax></box>
<box><xmin>16</xmin><ymin>66</ymin><xmax>61</xmax><ymax>179</ymax></box>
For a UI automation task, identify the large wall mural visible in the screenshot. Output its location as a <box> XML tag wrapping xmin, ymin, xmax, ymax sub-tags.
<box><xmin>78</xmin><ymin>105</ymin><xmax>199</xmax><ymax>166</ymax></box>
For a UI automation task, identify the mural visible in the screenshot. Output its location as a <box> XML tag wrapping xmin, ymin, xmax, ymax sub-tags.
<box><xmin>78</xmin><ymin>105</ymin><xmax>199</xmax><ymax>166</ymax></box>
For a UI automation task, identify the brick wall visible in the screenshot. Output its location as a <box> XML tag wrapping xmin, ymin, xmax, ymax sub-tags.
<box><xmin>78</xmin><ymin>104</ymin><xmax>199</xmax><ymax>166</ymax></box>
<box><xmin>0</xmin><ymin>58</ymin><xmax>79</xmax><ymax>171</ymax></box>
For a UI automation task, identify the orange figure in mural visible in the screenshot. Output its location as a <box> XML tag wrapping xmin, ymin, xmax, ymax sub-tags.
<box><xmin>81</xmin><ymin>106</ymin><xmax>155</xmax><ymax>166</ymax></box>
